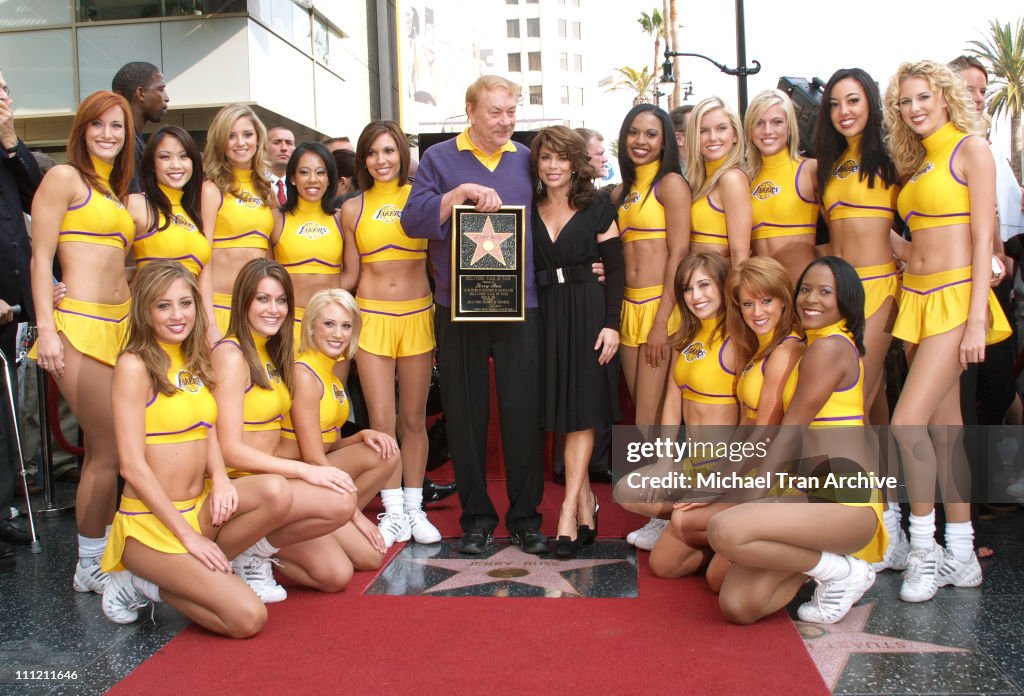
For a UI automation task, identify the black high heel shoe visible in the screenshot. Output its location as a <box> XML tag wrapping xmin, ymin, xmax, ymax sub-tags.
<box><xmin>577</xmin><ymin>503</ymin><xmax>599</xmax><ymax>546</ymax></box>
<box><xmin>553</xmin><ymin>535</ymin><xmax>579</xmax><ymax>559</ymax></box>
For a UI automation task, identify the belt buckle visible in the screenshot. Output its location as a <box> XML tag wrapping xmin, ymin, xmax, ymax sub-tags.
<box><xmin>556</xmin><ymin>268</ymin><xmax>565</xmax><ymax>284</ymax></box>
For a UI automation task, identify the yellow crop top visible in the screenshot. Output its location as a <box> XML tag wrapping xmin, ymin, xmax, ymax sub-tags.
<box><xmin>735</xmin><ymin>333</ymin><xmax>803</xmax><ymax>421</ymax></box>
<box><xmin>618</xmin><ymin>160</ymin><xmax>667</xmax><ymax>244</ymax></box>
<box><xmin>211</xmin><ymin>169</ymin><xmax>274</xmax><ymax>250</ymax></box>
<box><xmin>60</xmin><ymin>157</ymin><xmax>134</xmax><ymax>250</ymax></box>
<box><xmin>355</xmin><ymin>180</ymin><xmax>427</xmax><ymax>262</ymax></box>
<box><xmin>134</xmin><ymin>185</ymin><xmax>211</xmax><ymax>276</ymax></box>
<box><xmin>690</xmin><ymin>158</ymin><xmax>729</xmax><ymax>246</ymax></box>
<box><xmin>145</xmin><ymin>342</ymin><xmax>217</xmax><ymax>445</ymax></box>
<box><xmin>274</xmin><ymin>198</ymin><xmax>344</xmax><ymax>275</ymax></box>
<box><xmin>897</xmin><ymin>122</ymin><xmax>974</xmax><ymax>233</ymax></box>
<box><xmin>822</xmin><ymin>134</ymin><xmax>897</xmax><ymax>221</ymax></box>
<box><xmin>217</xmin><ymin>334</ymin><xmax>291</xmax><ymax>432</ymax></box>
<box><xmin>750</xmin><ymin>151</ymin><xmax>819</xmax><ymax>241</ymax></box>
<box><xmin>673</xmin><ymin>318</ymin><xmax>738</xmax><ymax>405</ymax></box>
<box><xmin>281</xmin><ymin>349</ymin><xmax>350</xmax><ymax>444</ymax></box>
<box><xmin>782</xmin><ymin>321</ymin><xmax>863</xmax><ymax>427</ymax></box>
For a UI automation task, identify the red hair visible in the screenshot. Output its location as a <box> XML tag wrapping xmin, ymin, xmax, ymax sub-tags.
<box><xmin>67</xmin><ymin>91</ymin><xmax>135</xmax><ymax>202</ymax></box>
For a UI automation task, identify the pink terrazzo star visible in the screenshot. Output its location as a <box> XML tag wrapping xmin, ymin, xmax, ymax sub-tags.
<box><xmin>465</xmin><ymin>216</ymin><xmax>512</xmax><ymax>266</ymax></box>
<box><xmin>407</xmin><ymin>544</ymin><xmax>624</xmax><ymax>596</ymax></box>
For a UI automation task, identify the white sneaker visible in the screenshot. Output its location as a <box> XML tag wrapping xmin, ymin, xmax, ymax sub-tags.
<box><xmin>626</xmin><ymin>518</ymin><xmax>657</xmax><ymax>545</ymax></box>
<box><xmin>231</xmin><ymin>553</ymin><xmax>287</xmax><ymax>603</ymax></box>
<box><xmin>797</xmin><ymin>557</ymin><xmax>876</xmax><ymax>624</ymax></box>
<box><xmin>406</xmin><ymin>508</ymin><xmax>442</xmax><ymax>544</ymax></box>
<box><xmin>899</xmin><ymin>544</ymin><xmax>943</xmax><ymax>603</ymax></box>
<box><xmin>633</xmin><ymin>518</ymin><xmax>668</xmax><ymax>551</ymax></box>
<box><xmin>936</xmin><ymin>548</ymin><xmax>983</xmax><ymax>588</ymax></box>
<box><xmin>73</xmin><ymin>560</ymin><xmax>110</xmax><ymax>594</ymax></box>
<box><xmin>377</xmin><ymin>511</ymin><xmax>412</xmax><ymax>549</ymax></box>
<box><xmin>871</xmin><ymin>527</ymin><xmax>910</xmax><ymax>572</ymax></box>
<box><xmin>102</xmin><ymin>571</ymin><xmax>151</xmax><ymax>625</ymax></box>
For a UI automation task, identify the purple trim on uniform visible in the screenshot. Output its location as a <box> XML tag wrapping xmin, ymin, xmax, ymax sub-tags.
<box><xmin>719</xmin><ymin>337</ymin><xmax>736</xmax><ymax>375</ymax></box>
<box><xmin>360</xmin><ymin>244</ymin><xmax>428</xmax><ymax>258</ymax></box>
<box><xmin>678</xmin><ymin>383</ymin><xmax>739</xmax><ymax>400</ymax></box>
<box><xmin>282</xmin><ymin>425</ymin><xmax>335</xmax><ymax>436</ymax></box>
<box><xmin>353</xmin><ymin>194</ymin><xmax>365</xmax><ymax>234</ymax></box>
<box><xmin>136</xmin><ymin>254</ymin><xmax>206</xmax><ymax>270</ymax></box>
<box><xmin>858</xmin><ymin>270</ymin><xmax>899</xmax><ymax>282</ymax></box>
<box><xmin>118</xmin><ymin>502</ymin><xmax>198</xmax><ymax>516</ymax></box>
<box><xmin>652</xmin><ymin>178</ymin><xmax>663</xmax><ymax>205</ymax></box>
<box><xmin>691</xmin><ymin>230</ymin><xmax>728</xmax><ymax>239</ymax></box>
<box><xmin>743</xmin><ymin>399</ymin><xmax>758</xmax><ymax>414</ymax></box>
<box><xmin>145</xmin><ymin>392</ymin><xmax>158</xmax><ymax>407</ymax></box>
<box><xmin>218</xmin><ymin>189</ymin><xmax>224</xmax><ymax>210</ymax></box>
<box><xmin>813</xmin><ymin>414</ymin><xmax>864</xmax><ymax>422</ymax></box>
<box><xmin>831</xmin><ymin>334</ymin><xmax>860</xmax><ymax>392</ymax></box>
<box><xmin>903</xmin><ymin>211</ymin><xmax>969</xmax><ymax>224</ymax></box>
<box><xmin>827</xmin><ymin>201</ymin><xmax>896</xmax><ymax>214</ymax></box>
<box><xmin>147</xmin><ymin>421</ymin><xmax>213</xmax><ymax>438</ymax></box>
<box><xmin>55</xmin><ymin>306</ymin><xmax>127</xmax><ymax>323</ymax></box>
<box><xmin>361</xmin><ymin>304</ymin><xmax>432</xmax><ymax>318</ymax></box>
<box><xmin>794</xmin><ymin>160</ymin><xmax>816</xmax><ymax>204</ymax></box>
<box><xmin>707</xmin><ymin>195</ymin><xmax>724</xmax><ymax>213</ymax></box>
<box><xmin>214</xmin><ymin>229</ymin><xmax>271</xmax><ymax>242</ymax></box>
<box><xmin>135</xmin><ymin>227</ymin><xmax>158</xmax><ymax>241</ymax></box>
<box><xmin>214</xmin><ymin>338</ymin><xmax>241</xmax><ymax>350</ymax></box>
<box><xmin>751</xmin><ymin>222</ymin><xmax>816</xmax><ymax>231</ymax></box>
<box><xmin>244</xmin><ymin>415</ymin><xmax>283</xmax><ymax>426</ymax></box>
<box><xmin>624</xmin><ymin>295</ymin><xmax>660</xmax><ymax>306</ymax></box>
<box><xmin>281</xmin><ymin>258</ymin><xmax>343</xmax><ymax>269</ymax></box>
<box><xmin>67</xmin><ymin>188</ymin><xmax>92</xmax><ymax>211</ymax></box>
<box><xmin>59</xmin><ymin>229</ymin><xmax>129</xmax><ymax>247</ymax></box>
<box><xmin>901</xmin><ymin>278</ymin><xmax>971</xmax><ymax>295</ymax></box>
<box><xmin>295</xmin><ymin>361</ymin><xmax>325</xmax><ymax>392</ymax></box>
<box><xmin>949</xmin><ymin>136</ymin><xmax>971</xmax><ymax>186</ymax></box>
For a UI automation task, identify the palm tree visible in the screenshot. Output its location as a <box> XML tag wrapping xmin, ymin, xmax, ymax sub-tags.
<box><xmin>637</xmin><ymin>9</ymin><xmax>664</xmax><ymax>85</ymax></box>
<box><xmin>667</xmin><ymin>0</ymin><xmax>681</xmax><ymax>108</ymax></box>
<box><xmin>969</xmin><ymin>18</ymin><xmax>1024</xmax><ymax>181</ymax></box>
<box><xmin>607</xmin><ymin>66</ymin><xmax>656</xmax><ymax>105</ymax></box>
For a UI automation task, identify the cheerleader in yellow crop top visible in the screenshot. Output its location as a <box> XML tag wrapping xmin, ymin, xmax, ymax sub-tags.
<box><xmin>707</xmin><ymin>257</ymin><xmax>887</xmax><ymax>626</ymax></box>
<box><xmin>99</xmin><ymin>260</ymin><xmax>294</xmax><ymax>637</ymax></box>
<box><xmin>882</xmin><ymin>62</ymin><xmax>1010</xmax><ymax>602</ymax></box>
<box><xmin>201</xmin><ymin>105</ymin><xmax>276</xmax><ymax>338</ymax></box>
<box><xmin>613</xmin><ymin>105</ymin><xmax>691</xmax><ymax>437</ymax></box>
<box><xmin>743</xmin><ymin>90</ymin><xmax>820</xmax><ymax>281</ymax></box>
<box><xmin>341</xmin><ymin>121</ymin><xmax>440</xmax><ymax>548</ymax></box>
<box><xmin>30</xmin><ymin>91</ymin><xmax>136</xmax><ymax>592</ymax></box>
<box><xmin>129</xmin><ymin>127</ymin><xmax>211</xmax><ymax>280</ymax></box>
<box><xmin>271</xmin><ymin>143</ymin><xmax>360</xmax><ymax>348</ymax></box>
<box><xmin>686</xmin><ymin>97</ymin><xmax>751</xmax><ymax>263</ymax></box>
<box><xmin>211</xmin><ymin>259</ymin><xmax>387</xmax><ymax>599</ymax></box>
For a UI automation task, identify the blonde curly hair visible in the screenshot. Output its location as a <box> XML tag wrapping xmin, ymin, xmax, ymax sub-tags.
<box><xmin>686</xmin><ymin>96</ymin><xmax>746</xmax><ymax>199</ymax></box>
<box><xmin>883</xmin><ymin>60</ymin><xmax>984</xmax><ymax>177</ymax></box>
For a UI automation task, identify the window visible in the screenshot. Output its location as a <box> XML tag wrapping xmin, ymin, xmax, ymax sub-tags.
<box><xmin>558</xmin><ymin>19</ymin><xmax>567</xmax><ymax>37</ymax></box>
<box><xmin>526</xmin><ymin>17</ymin><xmax>540</xmax><ymax>37</ymax></box>
<box><xmin>528</xmin><ymin>52</ymin><xmax>541</xmax><ymax>71</ymax></box>
<box><xmin>574</xmin><ymin>88</ymin><xmax>584</xmax><ymax>106</ymax></box>
<box><xmin>505</xmin><ymin>0</ymin><xmax>518</xmax><ymax>3</ymax></box>
<box><xmin>574</xmin><ymin>54</ymin><xmax>583</xmax><ymax>72</ymax></box>
<box><xmin>572</xmin><ymin>21</ymin><xmax>581</xmax><ymax>40</ymax></box>
<box><xmin>508</xmin><ymin>53</ymin><xmax>522</xmax><ymax>72</ymax></box>
<box><xmin>527</xmin><ymin>0</ymin><xmax>539</xmax><ymax>3</ymax></box>
<box><xmin>560</xmin><ymin>86</ymin><xmax>570</xmax><ymax>105</ymax></box>
<box><xmin>559</xmin><ymin>53</ymin><xmax>568</xmax><ymax>71</ymax></box>
<box><xmin>529</xmin><ymin>85</ymin><xmax>543</xmax><ymax>105</ymax></box>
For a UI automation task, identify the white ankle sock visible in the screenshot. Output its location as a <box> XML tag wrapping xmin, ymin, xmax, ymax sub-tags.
<box><xmin>883</xmin><ymin>502</ymin><xmax>903</xmax><ymax>540</ymax></box>
<box><xmin>944</xmin><ymin>521</ymin><xmax>975</xmax><ymax>562</ymax></box>
<box><xmin>806</xmin><ymin>552</ymin><xmax>851</xmax><ymax>583</ymax></box>
<box><xmin>908</xmin><ymin>511</ymin><xmax>936</xmax><ymax>551</ymax></box>
<box><xmin>249</xmin><ymin>537</ymin><xmax>280</xmax><ymax>558</ymax></box>
<box><xmin>381</xmin><ymin>488</ymin><xmax>404</xmax><ymax>515</ymax></box>
<box><xmin>132</xmin><ymin>575</ymin><xmax>162</xmax><ymax>603</ymax></box>
<box><xmin>403</xmin><ymin>487</ymin><xmax>424</xmax><ymax>513</ymax></box>
<box><xmin>77</xmin><ymin>533</ymin><xmax>108</xmax><ymax>565</ymax></box>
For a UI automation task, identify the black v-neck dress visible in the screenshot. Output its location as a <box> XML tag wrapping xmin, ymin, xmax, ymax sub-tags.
<box><xmin>533</xmin><ymin>191</ymin><xmax>621</xmax><ymax>433</ymax></box>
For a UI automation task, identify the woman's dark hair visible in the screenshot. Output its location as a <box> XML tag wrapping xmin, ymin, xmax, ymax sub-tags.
<box><xmin>812</xmin><ymin>68</ymin><xmax>897</xmax><ymax>198</ymax></box>
<box><xmin>615</xmin><ymin>103</ymin><xmax>681</xmax><ymax>206</ymax></box>
<box><xmin>332</xmin><ymin>148</ymin><xmax>356</xmax><ymax>179</ymax></box>
<box><xmin>355</xmin><ymin>120</ymin><xmax>411</xmax><ymax>191</ymax></box>
<box><xmin>672</xmin><ymin>251</ymin><xmax>730</xmax><ymax>350</ymax></box>
<box><xmin>139</xmin><ymin>126</ymin><xmax>204</xmax><ymax>233</ymax></box>
<box><xmin>529</xmin><ymin>125</ymin><xmax>597</xmax><ymax>210</ymax></box>
<box><xmin>281</xmin><ymin>142</ymin><xmax>338</xmax><ymax>216</ymax></box>
<box><xmin>794</xmin><ymin>256</ymin><xmax>865</xmax><ymax>356</ymax></box>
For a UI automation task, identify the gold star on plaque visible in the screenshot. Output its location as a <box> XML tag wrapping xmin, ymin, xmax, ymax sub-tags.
<box><xmin>465</xmin><ymin>216</ymin><xmax>513</xmax><ymax>266</ymax></box>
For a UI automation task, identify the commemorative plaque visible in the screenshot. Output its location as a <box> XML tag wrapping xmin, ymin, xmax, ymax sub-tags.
<box><xmin>450</xmin><ymin>205</ymin><xmax>526</xmax><ymax>321</ymax></box>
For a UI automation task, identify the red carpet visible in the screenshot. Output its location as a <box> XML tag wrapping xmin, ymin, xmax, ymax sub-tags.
<box><xmin>110</xmin><ymin>482</ymin><xmax>828</xmax><ymax>695</ymax></box>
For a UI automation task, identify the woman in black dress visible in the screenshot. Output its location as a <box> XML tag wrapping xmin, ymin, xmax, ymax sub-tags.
<box><xmin>530</xmin><ymin>126</ymin><xmax>624</xmax><ymax>558</ymax></box>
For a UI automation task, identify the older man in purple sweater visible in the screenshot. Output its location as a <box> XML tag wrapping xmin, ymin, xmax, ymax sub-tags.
<box><xmin>404</xmin><ymin>75</ymin><xmax>547</xmax><ymax>555</ymax></box>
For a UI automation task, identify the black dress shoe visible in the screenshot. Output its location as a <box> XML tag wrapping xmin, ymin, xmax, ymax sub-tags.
<box><xmin>588</xmin><ymin>469</ymin><xmax>614</xmax><ymax>485</ymax></box>
<box><xmin>0</xmin><ymin>539</ymin><xmax>13</xmax><ymax>560</ymax></box>
<box><xmin>510</xmin><ymin>528</ymin><xmax>549</xmax><ymax>555</ymax></box>
<box><xmin>458</xmin><ymin>528</ymin><xmax>493</xmax><ymax>555</ymax></box>
<box><xmin>577</xmin><ymin>504</ymin><xmax>599</xmax><ymax>546</ymax></box>
<box><xmin>0</xmin><ymin>517</ymin><xmax>32</xmax><ymax>545</ymax></box>
<box><xmin>552</xmin><ymin>535</ymin><xmax>578</xmax><ymax>559</ymax></box>
<box><xmin>423</xmin><ymin>478</ymin><xmax>457</xmax><ymax>505</ymax></box>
